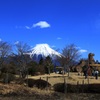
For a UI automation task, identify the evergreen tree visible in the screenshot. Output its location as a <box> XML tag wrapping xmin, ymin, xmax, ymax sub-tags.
<box><xmin>44</xmin><ymin>56</ymin><xmax>53</xmax><ymax>74</ymax></box>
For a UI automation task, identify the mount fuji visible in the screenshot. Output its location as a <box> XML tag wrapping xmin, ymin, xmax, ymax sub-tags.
<box><xmin>27</xmin><ymin>44</ymin><xmax>62</xmax><ymax>62</ymax></box>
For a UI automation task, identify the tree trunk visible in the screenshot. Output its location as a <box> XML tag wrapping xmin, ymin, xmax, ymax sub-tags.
<box><xmin>48</xmin><ymin>66</ymin><xmax>50</xmax><ymax>75</ymax></box>
<box><xmin>68</xmin><ymin>66</ymin><xmax>70</xmax><ymax>77</ymax></box>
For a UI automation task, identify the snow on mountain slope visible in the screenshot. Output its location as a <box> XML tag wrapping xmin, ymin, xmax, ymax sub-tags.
<box><xmin>29</xmin><ymin>44</ymin><xmax>62</xmax><ymax>61</ymax></box>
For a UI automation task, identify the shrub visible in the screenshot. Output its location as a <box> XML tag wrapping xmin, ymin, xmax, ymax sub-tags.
<box><xmin>24</xmin><ymin>79</ymin><xmax>51</xmax><ymax>89</ymax></box>
<box><xmin>34</xmin><ymin>79</ymin><xmax>51</xmax><ymax>89</ymax></box>
<box><xmin>54</xmin><ymin>83</ymin><xmax>100</xmax><ymax>93</ymax></box>
<box><xmin>24</xmin><ymin>78</ymin><xmax>35</xmax><ymax>87</ymax></box>
<box><xmin>53</xmin><ymin>83</ymin><xmax>65</xmax><ymax>93</ymax></box>
<box><xmin>53</xmin><ymin>83</ymin><xmax>82</xmax><ymax>93</ymax></box>
<box><xmin>1</xmin><ymin>73</ymin><xmax>15</xmax><ymax>83</ymax></box>
<box><xmin>1</xmin><ymin>66</ymin><xmax>16</xmax><ymax>74</ymax></box>
<box><xmin>88</xmin><ymin>84</ymin><xmax>100</xmax><ymax>93</ymax></box>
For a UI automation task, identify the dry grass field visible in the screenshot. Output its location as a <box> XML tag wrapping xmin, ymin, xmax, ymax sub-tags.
<box><xmin>0</xmin><ymin>72</ymin><xmax>100</xmax><ymax>100</ymax></box>
<box><xmin>28</xmin><ymin>72</ymin><xmax>100</xmax><ymax>86</ymax></box>
<box><xmin>0</xmin><ymin>83</ymin><xmax>100</xmax><ymax>100</ymax></box>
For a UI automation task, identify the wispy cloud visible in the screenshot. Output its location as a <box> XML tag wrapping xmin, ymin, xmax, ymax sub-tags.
<box><xmin>79</xmin><ymin>49</ymin><xmax>88</xmax><ymax>53</ymax></box>
<box><xmin>25</xmin><ymin>26</ymin><xmax>31</xmax><ymax>29</ymax></box>
<box><xmin>14</xmin><ymin>41</ymin><xmax>19</xmax><ymax>45</ymax></box>
<box><xmin>77</xmin><ymin>46</ymin><xmax>87</xmax><ymax>53</ymax></box>
<box><xmin>57</xmin><ymin>37</ymin><xmax>62</xmax><ymax>40</ymax></box>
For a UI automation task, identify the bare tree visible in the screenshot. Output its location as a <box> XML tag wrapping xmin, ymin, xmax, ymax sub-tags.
<box><xmin>14</xmin><ymin>42</ymin><xmax>31</xmax><ymax>78</ymax></box>
<box><xmin>58</xmin><ymin>44</ymin><xmax>81</xmax><ymax>76</ymax></box>
<box><xmin>0</xmin><ymin>41</ymin><xmax>12</xmax><ymax>71</ymax></box>
<box><xmin>0</xmin><ymin>41</ymin><xmax>12</xmax><ymax>83</ymax></box>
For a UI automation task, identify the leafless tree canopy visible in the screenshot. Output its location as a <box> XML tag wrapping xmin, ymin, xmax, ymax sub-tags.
<box><xmin>0</xmin><ymin>41</ymin><xmax>12</xmax><ymax>69</ymax></box>
<box><xmin>14</xmin><ymin>42</ymin><xmax>31</xmax><ymax>78</ymax></box>
<box><xmin>0</xmin><ymin>41</ymin><xmax>12</xmax><ymax>57</ymax></box>
<box><xmin>57</xmin><ymin>44</ymin><xmax>81</xmax><ymax>73</ymax></box>
<box><xmin>62</xmin><ymin>44</ymin><xmax>81</xmax><ymax>63</ymax></box>
<box><xmin>15</xmin><ymin>42</ymin><xmax>30</xmax><ymax>55</ymax></box>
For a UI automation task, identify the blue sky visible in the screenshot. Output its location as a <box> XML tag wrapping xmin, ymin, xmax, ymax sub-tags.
<box><xmin>0</xmin><ymin>0</ymin><xmax>100</xmax><ymax>60</ymax></box>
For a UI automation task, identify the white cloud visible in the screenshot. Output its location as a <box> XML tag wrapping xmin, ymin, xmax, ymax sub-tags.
<box><xmin>14</xmin><ymin>41</ymin><xmax>19</xmax><ymax>45</ymax></box>
<box><xmin>25</xmin><ymin>26</ymin><xmax>31</xmax><ymax>29</ymax></box>
<box><xmin>79</xmin><ymin>49</ymin><xmax>88</xmax><ymax>53</ymax></box>
<box><xmin>57</xmin><ymin>37</ymin><xmax>62</xmax><ymax>40</ymax></box>
<box><xmin>16</xmin><ymin>21</ymin><xmax>50</xmax><ymax>30</ymax></box>
<box><xmin>33</xmin><ymin>21</ymin><xmax>50</xmax><ymax>28</ymax></box>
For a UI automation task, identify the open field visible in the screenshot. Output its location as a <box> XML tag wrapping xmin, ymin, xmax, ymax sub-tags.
<box><xmin>28</xmin><ymin>72</ymin><xmax>100</xmax><ymax>86</ymax></box>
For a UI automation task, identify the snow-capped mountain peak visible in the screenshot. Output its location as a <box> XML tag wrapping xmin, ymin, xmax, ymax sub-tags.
<box><xmin>30</xmin><ymin>44</ymin><xmax>62</xmax><ymax>60</ymax></box>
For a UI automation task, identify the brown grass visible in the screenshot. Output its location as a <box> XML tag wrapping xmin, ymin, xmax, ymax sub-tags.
<box><xmin>0</xmin><ymin>83</ymin><xmax>65</xmax><ymax>100</ymax></box>
<box><xmin>28</xmin><ymin>72</ymin><xmax>100</xmax><ymax>86</ymax></box>
<box><xmin>0</xmin><ymin>72</ymin><xmax>100</xmax><ymax>100</ymax></box>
